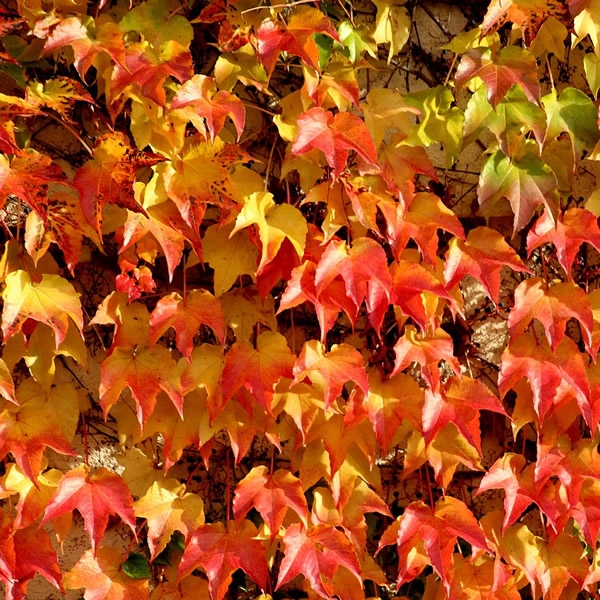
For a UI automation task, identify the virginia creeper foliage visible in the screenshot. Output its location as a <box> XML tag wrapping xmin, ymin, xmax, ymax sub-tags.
<box><xmin>2</xmin><ymin>0</ymin><xmax>600</xmax><ymax>598</ymax></box>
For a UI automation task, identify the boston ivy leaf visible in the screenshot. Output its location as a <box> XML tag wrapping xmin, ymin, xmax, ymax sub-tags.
<box><xmin>233</xmin><ymin>466</ymin><xmax>308</xmax><ymax>541</ymax></box>
<box><xmin>338</xmin><ymin>21</ymin><xmax>377</xmax><ymax>64</ymax></box>
<box><xmin>378</xmin><ymin>497</ymin><xmax>488</xmax><ymax>591</ymax></box>
<box><xmin>74</xmin><ymin>132</ymin><xmax>163</xmax><ymax>236</ymax></box>
<box><xmin>481</xmin><ymin>0</ymin><xmax>571</xmax><ymax>45</ymax></box>
<box><xmin>98</xmin><ymin>343</ymin><xmax>183</xmax><ymax>427</ymax></box>
<box><xmin>508</xmin><ymin>277</ymin><xmax>593</xmax><ymax>352</ymax></box>
<box><xmin>44</xmin><ymin>17</ymin><xmax>126</xmax><ymax>79</ymax></box>
<box><xmin>120</xmin><ymin>0</ymin><xmax>193</xmax><ymax>48</ymax></box>
<box><xmin>255</xmin><ymin>6</ymin><xmax>339</xmax><ymax>74</ymax></box>
<box><xmin>371</xmin><ymin>0</ymin><xmax>411</xmax><ymax>63</ymax></box>
<box><xmin>149</xmin><ymin>289</ymin><xmax>225</xmax><ymax>360</ymax></box>
<box><xmin>528</xmin><ymin>208</ymin><xmax>600</xmax><ymax>280</ymax></box>
<box><xmin>178</xmin><ymin>520</ymin><xmax>269</xmax><ymax>600</ymax></box>
<box><xmin>456</xmin><ymin>46</ymin><xmax>540</xmax><ymax>108</ymax></box>
<box><xmin>293</xmin><ymin>340</ymin><xmax>368</xmax><ymax>409</ymax></box>
<box><xmin>64</xmin><ymin>546</ymin><xmax>149</xmax><ymax>600</ymax></box>
<box><xmin>276</xmin><ymin>523</ymin><xmax>361</xmax><ymax>600</ymax></box>
<box><xmin>170</xmin><ymin>74</ymin><xmax>245</xmax><ymax>141</ymax></box>
<box><xmin>134</xmin><ymin>479</ymin><xmax>204</xmax><ymax>559</ymax></box>
<box><xmin>164</xmin><ymin>135</ymin><xmax>249</xmax><ymax>233</ymax></box>
<box><xmin>444</xmin><ymin>226</ymin><xmax>531</xmax><ymax>303</ymax></box>
<box><xmin>0</xmin><ymin>149</ymin><xmax>66</xmax><ymax>222</ymax></box>
<box><xmin>232</xmin><ymin>191</ymin><xmax>307</xmax><ymax>274</ymax></box>
<box><xmin>2</xmin><ymin>270</ymin><xmax>83</xmax><ymax>348</ymax></box>
<box><xmin>0</xmin><ymin>379</ymin><xmax>79</xmax><ymax>482</ymax></box>
<box><xmin>478</xmin><ymin>141</ymin><xmax>559</xmax><ymax>234</ymax></box>
<box><xmin>121</xmin><ymin>553</ymin><xmax>150</xmax><ymax>579</ymax></box>
<box><xmin>292</xmin><ymin>107</ymin><xmax>378</xmax><ymax>178</ymax></box>
<box><xmin>542</xmin><ymin>87</ymin><xmax>600</xmax><ymax>159</ymax></box>
<box><xmin>42</xmin><ymin>466</ymin><xmax>136</xmax><ymax>554</ymax></box>
<box><xmin>221</xmin><ymin>331</ymin><xmax>295</xmax><ymax>413</ymax></box>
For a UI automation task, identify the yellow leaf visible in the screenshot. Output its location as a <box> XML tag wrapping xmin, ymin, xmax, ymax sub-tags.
<box><xmin>220</xmin><ymin>285</ymin><xmax>277</xmax><ymax>342</ymax></box>
<box><xmin>203</xmin><ymin>222</ymin><xmax>258</xmax><ymax>295</ymax></box>
<box><xmin>372</xmin><ymin>0</ymin><xmax>411</xmax><ymax>63</ymax></box>
<box><xmin>135</xmin><ymin>478</ymin><xmax>204</xmax><ymax>559</ymax></box>
<box><xmin>232</xmin><ymin>191</ymin><xmax>307</xmax><ymax>273</ymax></box>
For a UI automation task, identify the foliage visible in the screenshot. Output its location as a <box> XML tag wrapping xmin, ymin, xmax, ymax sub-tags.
<box><xmin>1</xmin><ymin>0</ymin><xmax>600</xmax><ymax>598</ymax></box>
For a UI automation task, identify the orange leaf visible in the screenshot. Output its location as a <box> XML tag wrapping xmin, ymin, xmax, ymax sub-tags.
<box><xmin>64</xmin><ymin>546</ymin><xmax>148</xmax><ymax>600</ymax></box>
<box><xmin>233</xmin><ymin>465</ymin><xmax>308</xmax><ymax>540</ymax></box>
<box><xmin>42</xmin><ymin>466</ymin><xmax>136</xmax><ymax>554</ymax></box>
<box><xmin>178</xmin><ymin>520</ymin><xmax>269</xmax><ymax>600</ymax></box>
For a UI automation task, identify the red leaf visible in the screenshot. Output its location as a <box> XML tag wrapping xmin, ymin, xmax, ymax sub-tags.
<box><xmin>293</xmin><ymin>340</ymin><xmax>368</xmax><ymax>409</ymax></box>
<box><xmin>527</xmin><ymin>207</ymin><xmax>600</xmax><ymax>279</ymax></box>
<box><xmin>233</xmin><ymin>466</ymin><xmax>308</xmax><ymax>540</ymax></box>
<box><xmin>149</xmin><ymin>290</ymin><xmax>225</xmax><ymax>360</ymax></box>
<box><xmin>444</xmin><ymin>227</ymin><xmax>531</xmax><ymax>303</ymax></box>
<box><xmin>276</xmin><ymin>523</ymin><xmax>361</xmax><ymax>599</ymax></box>
<box><xmin>178</xmin><ymin>520</ymin><xmax>269</xmax><ymax>600</ymax></box>
<box><xmin>0</xmin><ymin>150</ymin><xmax>66</xmax><ymax>222</ymax></box>
<box><xmin>477</xmin><ymin>453</ymin><xmax>561</xmax><ymax>531</ymax></box>
<box><xmin>42</xmin><ymin>466</ymin><xmax>136</xmax><ymax>554</ymax></box>
<box><xmin>481</xmin><ymin>0</ymin><xmax>571</xmax><ymax>46</ymax></box>
<box><xmin>423</xmin><ymin>376</ymin><xmax>508</xmax><ymax>452</ymax></box>
<box><xmin>74</xmin><ymin>132</ymin><xmax>163</xmax><ymax>236</ymax></box>
<box><xmin>378</xmin><ymin>497</ymin><xmax>488</xmax><ymax>590</ymax></box>
<box><xmin>498</xmin><ymin>332</ymin><xmax>591</xmax><ymax>425</ymax></box>
<box><xmin>256</xmin><ymin>6</ymin><xmax>339</xmax><ymax>74</ymax></box>
<box><xmin>508</xmin><ymin>277</ymin><xmax>593</xmax><ymax>352</ymax></box>
<box><xmin>171</xmin><ymin>74</ymin><xmax>245</xmax><ymax>141</ymax></box>
<box><xmin>221</xmin><ymin>331</ymin><xmax>295</xmax><ymax>413</ymax></box>
<box><xmin>314</xmin><ymin>237</ymin><xmax>391</xmax><ymax>334</ymax></box>
<box><xmin>292</xmin><ymin>107</ymin><xmax>378</xmax><ymax>178</ymax></box>
<box><xmin>456</xmin><ymin>46</ymin><xmax>539</xmax><ymax>108</ymax></box>
<box><xmin>391</xmin><ymin>325</ymin><xmax>460</xmax><ymax>390</ymax></box>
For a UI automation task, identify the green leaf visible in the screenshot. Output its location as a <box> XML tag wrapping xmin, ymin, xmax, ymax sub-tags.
<box><xmin>338</xmin><ymin>21</ymin><xmax>377</xmax><ymax>64</ymax></box>
<box><xmin>122</xmin><ymin>553</ymin><xmax>151</xmax><ymax>579</ymax></box>
<box><xmin>120</xmin><ymin>0</ymin><xmax>193</xmax><ymax>48</ymax></box>
<box><xmin>478</xmin><ymin>140</ymin><xmax>559</xmax><ymax>233</ymax></box>
<box><xmin>542</xmin><ymin>87</ymin><xmax>600</xmax><ymax>157</ymax></box>
<box><xmin>404</xmin><ymin>85</ymin><xmax>464</xmax><ymax>167</ymax></box>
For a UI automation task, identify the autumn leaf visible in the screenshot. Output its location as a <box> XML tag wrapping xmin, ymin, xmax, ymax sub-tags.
<box><xmin>171</xmin><ymin>74</ymin><xmax>245</xmax><ymax>140</ymax></box>
<box><xmin>527</xmin><ymin>207</ymin><xmax>600</xmax><ymax>279</ymax></box>
<box><xmin>293</xmin><ymin>340</ymin><xmax>368</xmax><ymax>409</ymax></box>
<box><xmin>233</xmin><ymin>466</ymin><xmax>308</xmax><ymax>540</ymax></box>
<box><xmin>444</xmin><ymin>227</ymin><xmax>531</xmax><ymax>303</ymax></box>
<box><xmin>478</xmin><ymin>141</ymin><xmax>559</xmax><ymax>234</ymax></box>
<box><xmin>164</xmin><ymin>135</ymin><xmax>249</xmax><ymax>232</ymax></box>
<box><xmin>25</xmin><ymin>76</ymin><xmax>94</xmax><ymax>122</ymax></box>
<box><xmin>149</xmin><ymin>289</ymin><xmax>225</xmax><ymax>359</ymax></box>
<box><xmin>74</xmin><ymin>132</ymin><xmax>163</xmax><ymax>236</ymax></box>
<box><xmin>276</xmin><ymin>523</ymin><xmax>361</xmax><ymax>600</ymax></box>
<box><xmin>498</xmin><ymin>332</ymin><xmax>591</xmax><ymax>425</ymax></box>
<box><xmin>477</xmin><ymin>453</ymin><xmax>561</xmax><ymax>531</ymax></box>
<box><xmin>314</xmin><ymin>237</ymin><xmax>391</xmax><ymax>334</ymax></box>
<box><xmin>44</xmin><ymin>17</ymin><xmax>126</xmax><ymax>78</ymax></box>
<box><xmin>292</xmin><ymin>107</ymin><xmax>378</xmax><ymax>178</ymax></box>
<box><xmin>456</xmin><ymin>46</ymin><xmax>540</xmax><ymax>108</ymax></box>
<box><xmin>423</xmin><ymin>376</ymin><xmax>507</xmax><ymax>452</ymax></box>
<box><xmin>481</xmin><ymin>0</ymin><xmax>572</xmax><ymax>46</ymax></box>
<box><xmin>378</xmin><ymin>497</ymin><xmax>488</xmax><ymax>590</ymax></box>
<box><xmin>64</xmin><ymin>546</ymin><xmax>148</xmax><ymax>600</ymax></box>
<box><xmin>2</xmin><ymin>270</ymin><xmax>83</xmax><ymax>348</ymax></box>
<box><xmin>0</xmin><ymin>149</ymin><xmax>66</xmax><ymax>222</ymax></box>
<box><xmin>0</xmin><ymin>379</ymin><xmax>79</xmax><ymax>482</ymax></box>
<box><xmin>391</xmin><ymin>325</ymin><xmax>460</xmax><ymax>389</ymax></box>
<box><xmin>255</xmin><ymin>6</ymin><xmax>339</xmax><ymax>74</ymax></box>
<box><xmin>178</xmin><ymin>520</ymin><xmax>269</xmax><ymax>600</ymax></box>
<box><xmin>98</xmin><ymin>343</ymin><xmax>183</xmax><ymax>426</ymax></box>
<box><xmin>134</xmin><ymin>478</ymin><xmax>204</xmax><ymax>559</ymax></box>
<box><xmin>232</xmin><ymin>191</ymin><xmax>307</xmax><ymax>273</ymax></box>
<box><xmin>220</xmin><ymin>331</ymin><xmax>294</xmax><ymax>413</ymax></box>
